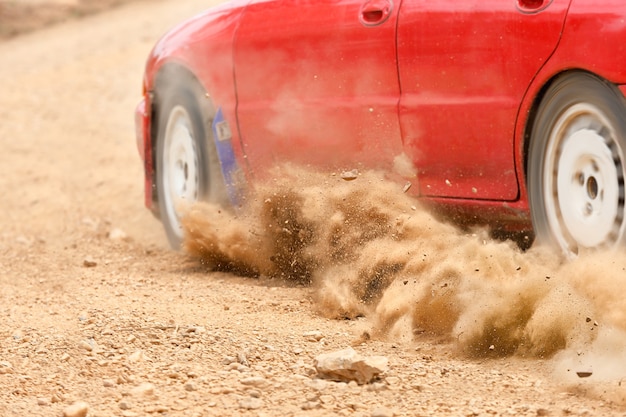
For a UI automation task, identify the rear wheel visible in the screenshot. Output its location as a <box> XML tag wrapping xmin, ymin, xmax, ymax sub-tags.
<box><xmin>155</xmin><ymin>72</ymin><xmax>226</xmax><ymax>249</ymax></box>
<box><xmin>528</xmin><ymin>73</ymin><xmax>626</xmax><ymax>256</ymax></box>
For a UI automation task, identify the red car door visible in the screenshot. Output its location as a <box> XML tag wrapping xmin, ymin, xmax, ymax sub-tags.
<box><xmin>233</xmin><ymin>0</ymin><xmax>403</xmax><ymax>173</ymax></box>
<box><xmin>397</xmin><ymin>0</ymin><xmax>571</xmax><ymax>200</ymax></box>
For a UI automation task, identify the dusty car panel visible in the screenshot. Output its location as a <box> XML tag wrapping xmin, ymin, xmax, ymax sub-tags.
<box><xmin>233</xmin><ymin>0</ymin><xmax>404</xmax><ymax>172</ymax></box>
<box><xmin>397</xmin><ymin>0</ymin><xmax>571</xmax><ymax>201</ymax></box>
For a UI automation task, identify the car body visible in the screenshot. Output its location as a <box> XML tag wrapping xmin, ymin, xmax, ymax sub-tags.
<box><xmin>135</xmin><ymin>0</ymin><xmax>626</xmax><ymax>255</ymax></box>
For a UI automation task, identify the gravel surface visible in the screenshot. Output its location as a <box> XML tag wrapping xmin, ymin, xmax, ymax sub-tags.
<box><xmin>1</xmin><ymin>1</ymin><xmax>626</xmax><ymax>416</ymax></box>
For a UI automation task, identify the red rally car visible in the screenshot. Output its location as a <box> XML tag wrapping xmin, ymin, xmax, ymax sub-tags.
<box><xmin>135</xmin><ymin>0</ymin><xmax>626</xmax><ymax>257</ymax></box>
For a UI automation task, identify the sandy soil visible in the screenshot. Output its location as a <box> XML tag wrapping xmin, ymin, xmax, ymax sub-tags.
<box><xmin>2</xmin><ymin>1</ymin><xmax>626</xmax><ymax>416</ymax></box>
<box><xmin>0</xmin><ymin>0</ymin><xmax>136</xmax><ymax>39</ymax></box>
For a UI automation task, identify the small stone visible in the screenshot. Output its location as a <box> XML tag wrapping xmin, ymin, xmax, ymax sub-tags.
<box><xmin>402</xmin><ymin>182</ymin><xmax>412</xmax><ymax>193</ymax></box>
<box><xmin>63</xmin><ymin>401</ymin><xmax>89</xmax><ymax>417</ymax></box>
<box><xmin>0</xmin><ymin>361</ymin><xmax>13</xmax><ymax>374</ymax></box>
<box><xmin>301</xmin><ymin>401</ymin><xmax>321</xmax><ymax>410</ymax></box>
<box><xmin>167</xmin><ymin>371</ymin><xmax>182</xmax><ymax>379</ymax></box>
<box><xmin>303</xmin><ymin>331</ymin><xmax>324</xmax><ymax>342</ymax></box>
<box><xmin>145</xmin><ymin>405</ymin><xmax>169</xmax><ymax>413</ymax></box>
<box><xmin>184</xmin><ymin>382</ymin><xmax>197</xmax><ymax>392</ymax></box>
<box><xmin>103</xmin><ymin>379</ymin><xmax>116</xmax><ymax>388</ymax></box>
<box><xmin>576</xmin><ymin>370</ymin><xmax>593</xmax><ymax>378</ymax></box>
<box><xmin>130</xmin><ymin>382</ymin><xmax>155</xmax><ymax>397</ymax></box>
<box><xmin>79</xmin><ymin>340</ymin><xmax>94</xmax><ymax>352</ymax></box>
<box><xmin>238</xmin><ymin>397</ymin><xmax>263</xmax><ymax>410</ymax></box>
<box><xmin>366</xmin><ymin>382</ymin><xmax>388</xmax><ymax>392</ymax></box>
<box><xmin>227</xmin><ymin>363</ymin><xmax>247</xmax><ymax>372</ymax></box>
<box><xmin>319</xmin><ymin>394</ymin><xmax>334</xmax><ymax>404</ymax></box>
<box><xmin>83</xmin><ymin>258</ymin><xmax>97</xmax><ymax>268</ymax></box>
<box><xmin>385</xmin><ymin>376</ymin><xmax>401</xmax><ymax>385</ymax></box>
<box><xmin>237</xmin><ymin>351</ymin><xmax>249</xmax><ymax>366</ymax></box>
<box><xmin>37</xmin><ymin>397</ymin><xmax>50</xmax><ymax>406</ymax></box>
<box><xmin>128</xmin><ymin>350</ymin><xmax>146</xmax><ymax>363</ymax></box>
<box><xmin>314</xmin><ymin>347</ymin><xmax>388</xmax><ymax>385</ymax></box>
<box><xmin>240</xmin><ymin>376</ymin><xmax>268</xmax><ymax>388</ymax></box>
<box><xmin>306</xmin><ymin>378</ymin><xmax>328</xmax><ymax>391</ymax></box>
<box><xmin>118</xmin><ymin>401</ymin><xmax>132</xmax><ymax>410</ymax></box>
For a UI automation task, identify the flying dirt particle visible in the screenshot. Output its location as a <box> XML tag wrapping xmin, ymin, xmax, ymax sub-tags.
<box><xmin>402</xmin><ymin>181</ymin><xmax>412</xmax><ymax>193</ymax></box>
<box><xmin>340</xmin><ymin>169</ymin><xmax>359</xmax><ymax>181</ymax></box>
<box><xmin>576</xmin><ymin>371</ymin><xmax>593</xmax><ymax>378</ymax></box>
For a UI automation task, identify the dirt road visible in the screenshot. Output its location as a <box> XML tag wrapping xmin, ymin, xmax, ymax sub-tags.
<box><xmin>1</xmin><ymin>1</ymin><xmax>625</xmax><ymax>416</ymax></box>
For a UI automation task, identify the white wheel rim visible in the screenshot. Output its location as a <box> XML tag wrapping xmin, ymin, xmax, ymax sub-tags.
<box><xmin>162</xmin><ymin>105</ymin><xmax>200</xmax><ymax>237</ymax></box>
<box><xmin>544</xmin><ymin>103</ymin><xmax>625</xmax><ymax>253</ymax></box>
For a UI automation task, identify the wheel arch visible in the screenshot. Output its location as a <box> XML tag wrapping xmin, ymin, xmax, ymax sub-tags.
<box><xmin>521</xmin><ymin>70</ymin><xmax>573</xmax><ymax>186</ymax></box>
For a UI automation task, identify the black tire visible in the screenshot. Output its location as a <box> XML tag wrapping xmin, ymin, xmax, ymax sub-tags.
<box><xmin>154</xmin><ymin>70</ymin><xmax>226</xmax><ymax>249</ymax></box>
<box><xmin>528</xmin><ymin>72</ymin><xmax>626</xmax><ymax>256</ymax></box>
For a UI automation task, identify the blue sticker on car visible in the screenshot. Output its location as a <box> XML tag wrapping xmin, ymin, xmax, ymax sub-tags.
<box><xmin>212</xmin><ymin>107</ymin><xmax>242</xmax><ymax>206</ymax></box>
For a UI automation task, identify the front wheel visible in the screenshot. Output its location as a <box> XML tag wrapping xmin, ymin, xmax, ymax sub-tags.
<box><xmin>155</xmin><ymin>73</ymin><xmax>226</xmax><ymax>249</ymax></box>
<box><xmin>528</xmin><ymin>73</ymin><xmax>626</xmax><ymax>256</ymax></box>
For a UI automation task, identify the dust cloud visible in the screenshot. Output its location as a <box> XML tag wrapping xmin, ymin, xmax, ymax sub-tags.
<box><xmin>182</xmin><ymin>165</ymin><xmax>626</xmax><ymax>384</ymax></box>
